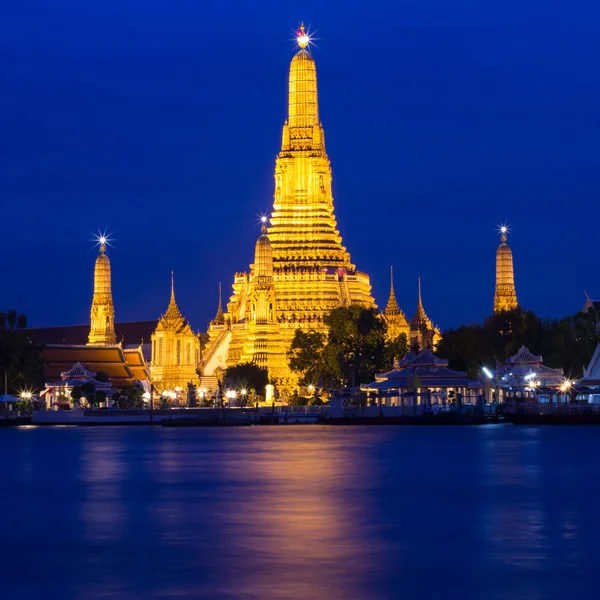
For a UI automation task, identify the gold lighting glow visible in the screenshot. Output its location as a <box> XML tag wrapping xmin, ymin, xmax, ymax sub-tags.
<box><xmin>88</xmin><ymin>230</ymin><xmax>117</xmax><ymax>345</ymax></box>
<box><xmin>494</xmin><ymin>223</ymin><xmax>518</xmax><ymax>313</ymax></box>
<box><xmin>199</xmin><ymin>27</ymin><xmax>374</xmax><ymax>392</ymax></box>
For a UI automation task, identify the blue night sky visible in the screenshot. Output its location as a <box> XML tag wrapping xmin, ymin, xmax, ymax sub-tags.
<box><xmin>1</xmin><ymin>1</ymin><xmax>599</xmax><ymax>332</ymax></box>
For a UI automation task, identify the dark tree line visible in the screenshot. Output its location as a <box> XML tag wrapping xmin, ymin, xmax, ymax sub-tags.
<box><xmin>436</xmin><ymin>307</ymin><xmax>600</xmax><ymax>380</ymax></box>
<box><xmin>0</xmin><ymin>310</ymin><xmax>44</xmax><ymax>394</ymax></box>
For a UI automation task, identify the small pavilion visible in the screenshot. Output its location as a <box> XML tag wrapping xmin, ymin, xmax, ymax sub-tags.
<box><xmin>41</xmin><ymin>362</ymin><xmax>114</xmax><ymax>410</ymax></box>
<box><xmin>361</xmin><ymin>349</ymin><xmax>482</xmax><ymax>410</ymax></box>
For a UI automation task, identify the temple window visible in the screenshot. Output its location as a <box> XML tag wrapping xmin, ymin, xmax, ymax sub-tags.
<box><xmin>176</xmin><ymin>340</ymin><xmax>181</xmax><ymax>365</ymax></box>
<box><xmin>158</xmin><ymin>337</ymin><xmax>163</xmax><ymax>365</ymax></box>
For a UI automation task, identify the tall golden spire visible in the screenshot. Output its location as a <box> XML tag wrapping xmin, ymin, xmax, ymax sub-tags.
<box><xmin>385</xmin><ymin>266</ymin><xmax>401</xmax><ymax>315</ymax></box>
<box><xmin>268</xmin><ymin>25</ymin><xmax>360</xmax><ymax>271</ymax></box>
<box><xmin>88</xmin><ymin>238</ymin><xmax>116</xmax><ymax>345</ymax></box>
<box><xmin>494</xmin><ymin>226</ymin><xmax>518</xmax><ymax>313</ymax></box>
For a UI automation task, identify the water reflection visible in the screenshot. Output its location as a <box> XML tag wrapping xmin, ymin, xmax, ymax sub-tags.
<box><xmin>2</xmin><ymin>426</ymin><xmax>600</xmax><ymax>599</ymax></box>
<box><xmin>209</xmin><ymin>429</ymin><xmax>387</xmax><ymax>599</ymax></box>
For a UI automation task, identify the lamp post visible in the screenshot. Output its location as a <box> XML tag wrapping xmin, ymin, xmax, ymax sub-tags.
<box><xmin>197</xmin><ymin>387</ymin><xmax>207</xmax><ymax>407</ymax></box>
<box><xmin>240</xmin><ymin>388</ymin><xmax>247</xmax><ymax>407</ymax></box>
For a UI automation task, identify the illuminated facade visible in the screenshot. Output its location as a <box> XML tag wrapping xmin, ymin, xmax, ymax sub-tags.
<box><xmin>88</xmin><ymin>241</ymin><xmax>116</xmax><ymax>345</ymax></box>
<box><xmin>494</xmin><ymin>227</ymin><xmax>518</xmax><ymax>313</ymax></box>
<box><xmin>150</xmin><ymin>273</ymin><xmax>201</xmax><ymax>392</ymax></box>
<box><xmin>201</xmin><ymin>27</ymin><xmax>374</xmax><ymax>389</ymax></box>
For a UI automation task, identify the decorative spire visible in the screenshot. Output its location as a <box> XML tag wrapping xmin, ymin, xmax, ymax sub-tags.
<box><xmin>163</xmin><ymin>271</ymin><xmax>183</xmax><ymax>321</ymax></box>
<box><xmin>385</xmin><ymin>266</ymin><xmax>401</xmax><ymax>315</ymax></box>
<box><xmin>215</xmin><ymin>282</ymin><xmax>225</xmax><ymax>324</ymax></box>
<box><xmin>297</xmin><ymin>23</ymin><xmax>310</xmax><ymax>49</ymax></box>
<box><xmin>285</xmin><ymin>23</ymin><xmax>320</xmax><ymax>152</ymax></box>
<box><xmin>411</xmin><ymin>278</ymin><xmax>432</xmax><ymax>329</ymax></box>
<box><xmin>494</xmin><ymin>224</ymin><xmax>518</xmax><ymax>313</ymax></box>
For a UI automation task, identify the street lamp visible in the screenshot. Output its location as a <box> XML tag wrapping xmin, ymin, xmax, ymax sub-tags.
<box><xmin>240</xmin><ymin>388</ymin><xmax>247</xmax><ymax>406</ymax></box>
<box><xmin>142</xmin><ymin>391</ymin><xmax>151</xmax><ymax>408</ymax></box>
<box><xmin>197</xmin><ymin>387</ymin><xmax>207</xmax><ymax>407</ymax></box>
<box><xmin>226</xmin><ymin>389</ymin><xmax>236</xmax><ymax>406</ymax></box>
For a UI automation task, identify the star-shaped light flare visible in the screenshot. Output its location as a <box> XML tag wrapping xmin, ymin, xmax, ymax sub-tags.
<box><xmin>92</xmin><ymin>228</ymin><xmax>115</xmax><ymax>252</ymax></box>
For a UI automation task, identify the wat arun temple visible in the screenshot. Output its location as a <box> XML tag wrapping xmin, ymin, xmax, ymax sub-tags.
<box><xmin>38</xmin><ymin>26</ymin><xmax>519</xmax><ymax>399</ymax></box>
<box><xmin>200</xmin><ymin>28</ymin><xmax>375</xmax><ymax>389</ymax></box>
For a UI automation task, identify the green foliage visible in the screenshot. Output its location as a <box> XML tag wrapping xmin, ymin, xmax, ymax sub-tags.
<box><xmin>324</xmin><ymin>306</ymin><xmax>387</xmax><ymax>387</ymax></box>
<box><xmin>384</xmin><ymin>333</ymin><xmax>408</xmax><ymax>370</ymax></box>
<box><xmin>70</xmin><ymin>386</ymin><xmax>83</xmax><ymax>402</ymax></box>
<box><xmin>288</xmin><ymin>306</ymin><xmax>391</xmax><ymax>389</ymax></box>
<box><xmin>113</xmin><ymin>386</ymin><xmax>144</xmax><ymax>409</ymax></box>
<box><xmin>223</xmin><ymin>362</ymin><xmax>269</xmax><ymax>393</ymax></box>
<box><xmin>0</xmin><ymin>309</ymin><xmax>44</xmax><ymax>395</ymax></box>
<box><xmin>287</xmin><ymin>329</ymin><xmax>327</xmax><ymax>385</ymax></box>
<box><xmin>437</xmin><ymin>307</ymin><xmax>600</xmax><ymax>379</ymax></box>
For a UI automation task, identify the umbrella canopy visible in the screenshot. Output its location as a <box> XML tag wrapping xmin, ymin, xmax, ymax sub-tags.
<box><xmin>0</xmin><ymin>394</ymin><xmax>19</xmax><ymax>403</ymax></box>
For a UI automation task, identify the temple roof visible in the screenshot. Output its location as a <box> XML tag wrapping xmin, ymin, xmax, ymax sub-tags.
<box><xmin>398</xmin><ymin>349</ymin><xmax>448</xmax><ymax>368</ymax></box>
<box><xmin>43</xmin><ymin>344</ymin><xmax>148</xmax><ymax>388</ymax></box>
<box><xmin>60</xmin><ymin>362</ymin><xmax>96</xmax><ymax>379</ymax></box>
<box><xmin>578</xmin><ymin>344</ymin><xmax>600</xmax><ymax>387</ymax></box>
<box><xmin>506</xmin><ymin>345</ymin><xmax>542</xmax><ymax>365</ymax></box>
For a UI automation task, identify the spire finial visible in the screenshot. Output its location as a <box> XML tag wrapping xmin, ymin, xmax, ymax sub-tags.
<box><xmin>390</xmin><ymin>266</ymin><xmax>395</xmax><ymax>295</ymax></box>
<box><xmin>170</xmin><ymin>270</ymin><xmax>175</xmax><ymax>303</ymax></box>
<box><xmin>499</xmin><ymin>224</ymin><xmax>509</xmax><ymax>244</ymax></box>
<box><xmin>297</xmin><ymin>22</ymin><xmax>309</xmax><ymax>48</ymax></box>
<box><xmin>418</xmin><ymin>277</ymin><xmax>422</xmax><ymax>304</ymax></box>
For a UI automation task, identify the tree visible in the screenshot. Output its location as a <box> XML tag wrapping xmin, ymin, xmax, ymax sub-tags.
<box><xmin>437</xmin><ymin>307</ymin><xmax>600</xmax><ymax>380</ymax></box>
<box><xmin>114</xmin><ymin>386</ymin><xmax>144</xmax><ymax>409</ymax></box>
<box><xmin>223</xmin><ymin>362</ymin><xmax>269</xmax><ymax>394</ymax></box>
<box><xmin>0</xmin><ymin>310</ymin><xmax>44</xmax><ymax>394</ymax></box>
<box><xmin>70</xmin><ymin>386</ymin><xmax>83</xmax><ymax>405</ymax></box>
<box><xmin>384</xmin><ymin>333</ymin><xmax>408</xmax><ymax>370</ymax></box>
<box><xmin>325</xmin><ymin>306</ymin><xmax>387</xmax><ymax>388</ymax></box>
<box><xmin>287</xmin><ymin>329</ymin><xmax>327</xmax><ymax>385</ymax></box>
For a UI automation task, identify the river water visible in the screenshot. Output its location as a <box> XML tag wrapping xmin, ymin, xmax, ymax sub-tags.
<box><xmin>1</xmin><ymin>425</ymin><xmax>599</xmax><ymax>599</ymax></box>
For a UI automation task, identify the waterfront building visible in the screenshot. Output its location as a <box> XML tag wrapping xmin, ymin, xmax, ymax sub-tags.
<box><xmin>88</xmin><ymin>239</ymin><xmax>116</xmax><ymax>345</ymax></box>
<box><xmin>41</xmin><ymin>362</ymin><xmax>114</xmax><ymax>410</ymax></box>
<box><xmin>200</xmin><ymin>26</ymin><xmax>374</xmax><ymax>390</ymax></box>
<box><xmin>494</xmin><ymin>226</ymin><xmax>518</xmax><ymax>313</ymax></box>
<box><xmin>361</xmin><ymin>348</ymin><xmax>481</xmax><ymax>407</ymax></box>
<box><xmin>150</xmin><ymin>273</ymin><xmax>201</xmax><ymax>393</ymax></box>
<box><xmin>42</xmin><ymin>344</ymin><xmax>150</xmax><ymax>391</ymax></box>
<box><xmin>493</xmin><ymin>345</ymin><xmax>568</xmax><ymax>408</ymax></box>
